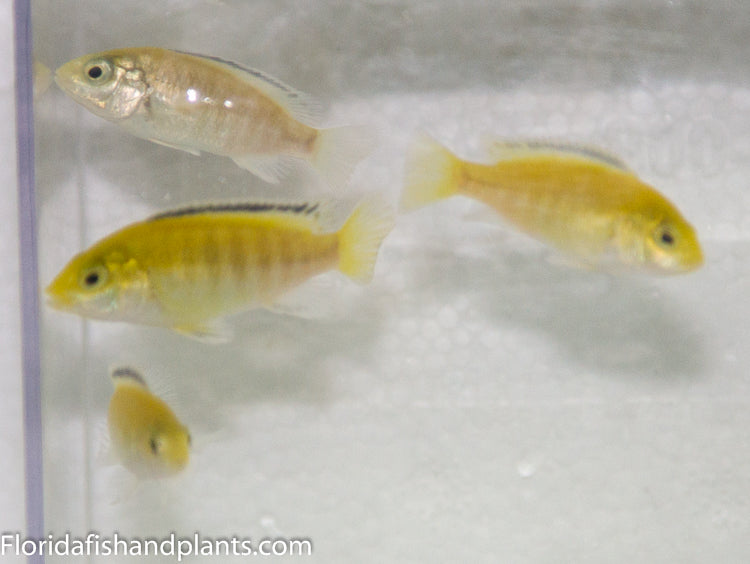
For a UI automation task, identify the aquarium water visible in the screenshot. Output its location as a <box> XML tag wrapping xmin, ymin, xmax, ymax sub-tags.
<box><xmin>6</xmin><ymin>1</ymin><xmax>750</xmax><ymax>562</ymax></box>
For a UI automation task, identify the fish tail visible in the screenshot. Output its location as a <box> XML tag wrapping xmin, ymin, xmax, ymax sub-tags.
<box><xmin>337</xmin><ymin>197</ymin><xmax>395</xmax><ymax>284</ymax></box>
<box><xmin>401</xmin><ymin>134</ymin><xmax>462</xmax><ymax>211</ymax></box>
<box><xmin>311</xmin><ymin>125</ymin><xmax>376</xmax><ymax>189</ymax></box>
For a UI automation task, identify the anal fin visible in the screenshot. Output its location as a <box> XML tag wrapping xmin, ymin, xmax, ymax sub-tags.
<box><xmin>264</xmin><ymin>275</ymin><xmax>346</xmax><ymax>320</ymax></box>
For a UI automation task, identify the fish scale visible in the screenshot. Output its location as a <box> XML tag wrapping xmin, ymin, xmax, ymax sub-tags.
<box><xmin>150</xmin><ymin>217</ymin><xmax>337</xmax><ymax>313</ymax></box>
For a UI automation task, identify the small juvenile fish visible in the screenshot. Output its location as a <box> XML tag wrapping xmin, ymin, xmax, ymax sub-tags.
<box><xmin>54</xmin><ymin>47</ymin><xmax>372</xmax><ymax>186</ymax></box>
<box><xmin>401</xmin><ymin>135</ymin><xmax>703</xmax><ymax>274</ymax></box>
<box><xmin>46</xmin><ymin>198</ymin><xmax>394</xmax><ymax>341</ymax></box>
<box><xmin>108</xmin><ymin>366</ymin><xmax>190</xmax><ymax>478</ymax></box>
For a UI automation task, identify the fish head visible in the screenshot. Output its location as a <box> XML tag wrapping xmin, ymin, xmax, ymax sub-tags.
<box><xmin>616</xmin><ymin>206</ymin><xmax>704</xmax><ymax>274</ymax></box>
<box><xmin>642</xmin><ymin>215</ymin><xmax>704</xmax><ymax>274</ymax></box>
<box><xmin>144</xmin><ymin>425</ymin><xmax>191</xmax><ymax>477</ymax></box>
<box><xmin>46</xmin><ymin>246</ymin><xmax>150</xmax><ymax>321</ymax></box>
<box><xmin>54</xmin><ymin>51</ymin><xmax>148</xmax><ymax>121</ymax></box>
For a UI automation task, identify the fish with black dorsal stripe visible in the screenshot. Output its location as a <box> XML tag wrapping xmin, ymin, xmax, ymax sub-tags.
<box><xmin>45</xmin><ymin>198</ymin><xmax>394</xmax><ymax>342</ymax></box>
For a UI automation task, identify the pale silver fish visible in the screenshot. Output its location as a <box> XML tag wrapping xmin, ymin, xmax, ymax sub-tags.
<box><xmin>54</xmin><ymin>47</ymin><xmax>372</xmax><ymax>186</ymax></box>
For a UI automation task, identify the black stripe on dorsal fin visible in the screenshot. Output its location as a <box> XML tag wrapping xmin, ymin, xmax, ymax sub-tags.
<box><xmin>172</xmin><ymin>49</ymin><xmax>322</xmax><ymax>126</ymax></box>
<box><xmin>520</xmin><ymin>140</ymin><xmax>629</xmax><ymax>170</ymax></box>
<box><xmin>175</xmin><ymin>50</ymin><xmax>300</xmax><ymax>97</ymax></box>
<box><xmin>148</xmin><ymin>201</ymin><xmax>321</xmax><ymax>221</ymax></box>
<box><xmin>110</xmin><ymin>366</ymin><xmax>148</xmax><ymax>388</ymax></box>
<box><xmin>482</xmin><ymin>136</ymin><xmax>631</xmax><ymax>172</ymax></box>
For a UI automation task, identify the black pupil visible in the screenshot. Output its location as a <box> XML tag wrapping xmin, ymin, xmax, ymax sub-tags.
<box><xmin>661</xmin><ymin>231</ymin><xmax>674</xmax><ymax>245</ymax></box>
<box><xmin>84</xmin><ymin>271</ymin><xmax>100</xmax><ymax>286</ymax></box>
<box><xmin>87</xmin><ymin>65</ymin><xmax>103</xmax><ymax>79</ymax></box>
<box><xmin>149</xmin><ymin>437</ymin><xmax>158</xmax><ymax>454</ymax></box>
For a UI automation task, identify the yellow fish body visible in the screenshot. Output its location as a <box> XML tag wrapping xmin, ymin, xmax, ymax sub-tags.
<box><xmin>402</xmin><ymin>136</ymin><xmax>703</xmax><ymax>274</ymax></box>
<box><xmin>46</xmin><ymin>199</ymin><xmax>394</xmax><ymax>341</ymax></box>
<box><xmin>108</xmin><ymin>366</ymin><xmax>190</xmax><ymax>478</ymax></box>
<box><xmin>54</xmin><ymin>47</ymin><xmax>372</xmax><ymax>186</ymax></box>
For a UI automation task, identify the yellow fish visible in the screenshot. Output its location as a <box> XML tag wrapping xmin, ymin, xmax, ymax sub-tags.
<box><xmin>402</xmin><ymin>135</ymin><xmax>703</xmax><ymax>274</ymax></box>
<box><xmin>107</xmin><ymin>366</ymin><xmax>190</xmax><ymax>478</ymax></box>
<box><xmin>54</xmin><ymin>47</ymin><xmax>372</xmax><ymax>186</ymax></box>
<box><xmin>46</xmin><ymin>199</ymin><xmax>394</xmax><ymax>341</ymax></box>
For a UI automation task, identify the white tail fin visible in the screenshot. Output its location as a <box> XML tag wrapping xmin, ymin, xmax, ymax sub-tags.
<box><xmin>311</xmin><ymin>125</ymin><xmax>376</xmax><ymax>190</ymax></box>
<box><xmin>401</xmin><ymin>134</ymin><xmax>462</xmax><ymax>211</ymax></box>
<box><xmin>338</xmin><ymin>197</ymin><xmax>395</xmax><ymax>284</ymax></box>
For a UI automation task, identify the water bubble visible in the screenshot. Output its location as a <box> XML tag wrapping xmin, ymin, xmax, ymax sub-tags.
<box><xmin>517</xmin><ymin>460</ymin><xmax>537</xmax><ymax>478</ymax></box>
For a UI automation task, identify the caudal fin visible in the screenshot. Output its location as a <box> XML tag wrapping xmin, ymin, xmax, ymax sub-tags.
<box><xmin>400</xmin><ymin>134</ymin><xmax>462</xmax><ymax>211</ymax></box>
<box><xmin>338</xmin><ymin>197</ymin><xmax>395</xmax><ymax>284</ymax></box>
<box><xmin>311</xmin><ymin>125</ymin><xmax>376</xmax><ymax>189</ymax></box>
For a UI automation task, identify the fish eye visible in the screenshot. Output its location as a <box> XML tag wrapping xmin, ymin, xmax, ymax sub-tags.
<box><xmin>655</xmin><ymin>224</ymin><xmax>677</xmax><ymax>247</ymax></box>
<box><xmin>84</xmin><ymin>59</ymin><xmax>111</xmax><ymax>82</ymax></box>
<box><xmin>149</xmin><ymin>436</ymin><xmax>160</xmax><ymax>455</ymax></box>
<box><xmin>79</xmin><ymin>264</ymin><xmax>108</xmax><ymax>290</ymax></box>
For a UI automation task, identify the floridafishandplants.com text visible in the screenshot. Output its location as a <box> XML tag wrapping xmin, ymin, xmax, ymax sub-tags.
<box><xmin>1</xmin><ymin>532</ymin><xmax>313</xmax><ymax>560</ymax></box>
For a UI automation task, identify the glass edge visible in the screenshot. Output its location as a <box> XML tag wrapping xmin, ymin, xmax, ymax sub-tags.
<box><xmin>13</xmin><ymin>0</ymin><xmax>45</xmax><ymax>562</ymax></box>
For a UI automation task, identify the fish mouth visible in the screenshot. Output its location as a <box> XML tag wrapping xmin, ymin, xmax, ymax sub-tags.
<box><xmin>53</xmin><ymin>60</ymin><xmax>100</xmax><ymax>109</ymax></box>
<box><xmin>686</xmin><ymin>256</ymin><xmax>704</xmax><ymax>272</ymax></box>
<box><xmin>53</xmin><ymin>62</ymin><xmax>80</xmax><ymax>93</ymax></box>
<box><xmin>676</xmin><ymin>246</ymin><xmax>704</xmax><ymax>273</ymax></box>
<box><xmin>658</xmin><ymin>251</ymin><xmax>704</xmax><ymax>275</ymax></box>
<box><xmin>45</xmin><ymin>292</ymin><xmax>72</xmax><ymax>311</ymax></box>
<box><xmin>44</xmin><ymin>281</ymin><xmax>75</xmax><ymax>310</ymax></box>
